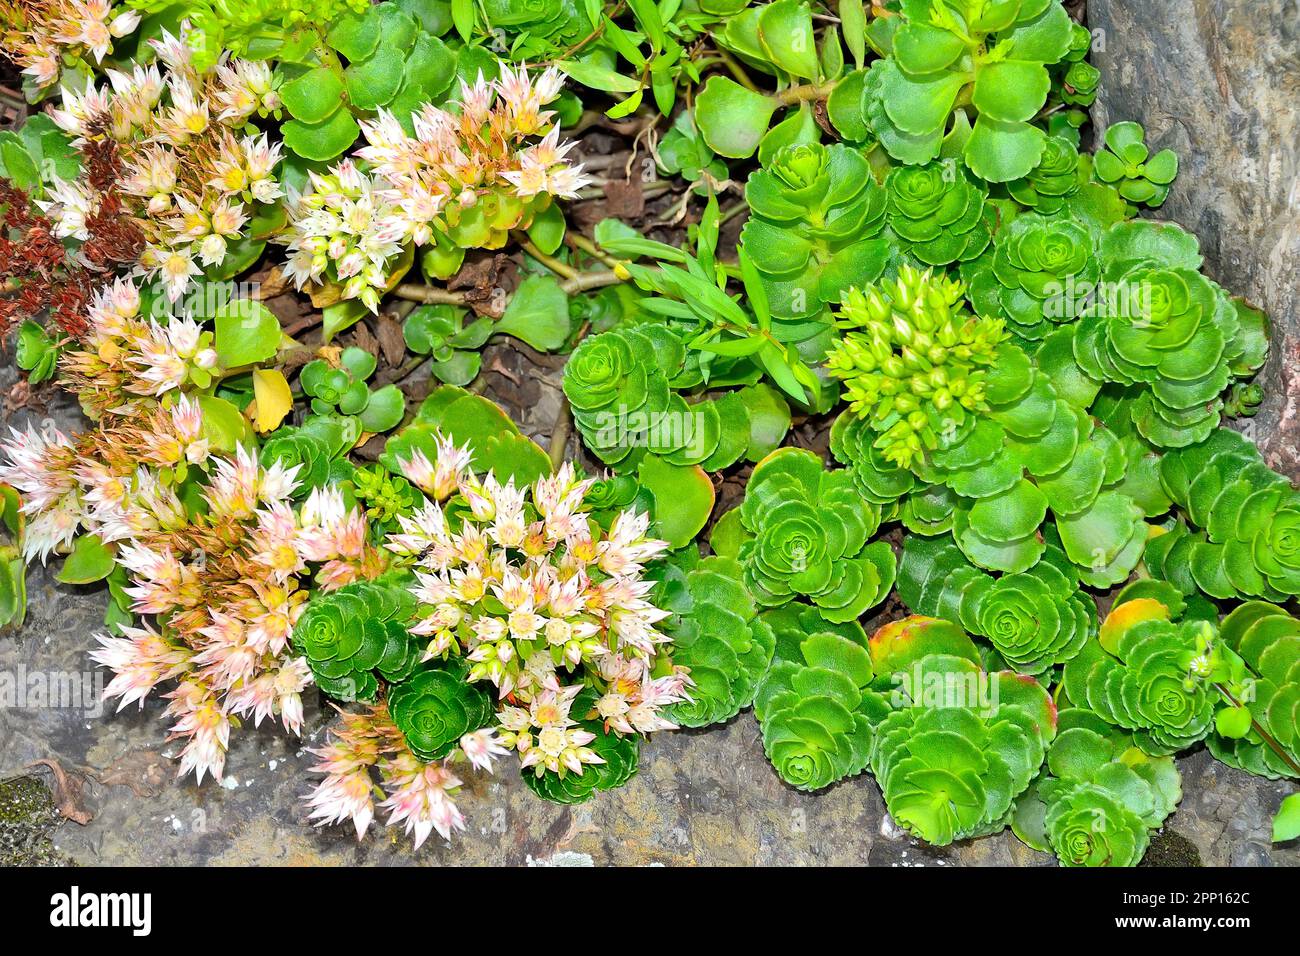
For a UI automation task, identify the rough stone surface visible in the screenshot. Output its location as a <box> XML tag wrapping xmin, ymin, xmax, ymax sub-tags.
<box><xmin>2</xmin><ymin>3</ymin><xmax>1299</xmax><ymax>867</ymax></box>
<box><xmin>1091</xmin><ymin>0</ymin><xmax>1300</xmax><ymax>477</ymax></box>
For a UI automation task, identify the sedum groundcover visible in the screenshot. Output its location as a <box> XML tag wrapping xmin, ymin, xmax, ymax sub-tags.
<box><xmin>0</xmin><ymin>0</ymin><xmax>1295</xmax><ymax>866</ymax></box>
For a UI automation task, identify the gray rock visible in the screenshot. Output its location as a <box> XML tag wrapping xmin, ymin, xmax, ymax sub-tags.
<box><xmin>1090</xmin><ymin>0</ymin><xmax>1300</xmax><ymax>476</ymax></box>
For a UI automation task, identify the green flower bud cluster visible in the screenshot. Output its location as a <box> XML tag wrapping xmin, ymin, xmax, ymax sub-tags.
<box><xmin>658</xmin><ymin>554</ymin><xmax>776</xmax><ymax>729</ymax></box>
<box><xmin>352</xmin><ymin>464</ymin><xmax>420</xmax><ymax>525</ymax></box>
<box><xmin>522</xmin><ymin>689</ymin><xmax>640</xmax><ymax>804</ymax></box>
<box><xmin>1149</xmin><ymin>427</ymin><xmax>1300</xmax><ymax>601</ymax></box>
<box><xmin>1014</xmin><ymin>706</ymin><xmax>1181</xmax><ymax>867</ymax></box>
<box><xmin>1005</xmin><ymin>136</ymin><xmax>1084</xmax><ymax>214</ymax></box>
<box><xmin>866</xmin><ymin>616</ymin><xmax>1057</xmax><ymax>846</ymax></box>
<box><xmin>753</xmin><ymin>608</ymin><xmax>876</xmax><ymax>791</ymax></box>
<box><xmin>1072</xmin><ymin>221</ymin><xmax>1268</xmax><ymax>449</ymax></box>
<box><xmin>966</xmin><ymin>210</ymin><xmax>1099</xmax><ymax>341</ymax></box>
<box><xmin>293</xmin><ymin>578</ymin><xmax>422</xmax><ymax>701</ymax></box>
<box><xmin>826</xmin><ymin>265</ymin><xmax>1005</xmax><ymax>469</ymax></box>
<box><xmin>1209</xmin><ymin>602</ymin><xmax>1300</xmax><ymax>780</ymax></box>
<box><xmin>300</xmin><ymin>347</ymin><xmax>407</xmax><ymax>435</ymax></box>
<box><xmin>884</xmin><ymin>162</ymin><xmax>993</xmax><ymax>266</ymax></box>
<box><xmin>900</xmin><ymin>535</ymin><xmax>1095</xmax><ymax>675</ymax></box>
<box><xmin>862</xmin><ymin>0</ymin><xmax>1076</xmax><ymax>182</ymax></box>
<box><xmin>562</xmin><ymin>325</ymin><xmax>758</xmax><ymax>471</ymax></box>
<box><xmin>388</xmin><ymin>657</ymin><xmax>495</xmax><ymax>762</ymax></box>
<box><xmin>1062</xmin><ymin>598</ymin><xmax>1216</xmax><ymax>756</ymax></box>
<box><xmin>1091</xmin><ymin>122</ymin><xmax>1178</xmax><ymax>208</ymax></box>
<box><xmin>260</xmin><ymin>414</ymin><xmax>359</xmax><ymax>495</ymax></box>
<box><xmin>736</xmin><ymin>448</ymin><xmax>894</xmax><ymax>621</ymax></box>
<box><xmin>739</xmin><ymin>142</ymin><xmax>891</xmax><ymax>324</ymax></box>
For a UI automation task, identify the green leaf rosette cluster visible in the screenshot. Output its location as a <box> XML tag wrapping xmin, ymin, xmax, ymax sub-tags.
<box><xmin>657</xmin><ymin>553</ymin><xmax>776</xmax><ymax>728</ymax></box>
<box><xmin>739</xmin><ymin>142</ymin><xmax>891</xmax><ymax>327</ymax></box>
<box><xmin>883</xmin><ymin>161</ymin><xmax>993</xmax><ymax>266</ymax></box>
<box><xmin>1208</xmin><ymin>602</ymin><xmax>1300</xmax><ymax>779</ymax></box>
<box><xmin>522</xmin><ymin>690</ymin><xmax>640</xmax><ymax>805</ymax></box>
<box><xmin>1091</xmin><ymin>122</ymin><xmax>1178</xmax><ymax>208</ymax></box>
<box><xmin>862</xmin><ymin>0</ymin><xmax>1075</xmax><ymax>181</ymax></box>
<box><xmin>1148</xmin><ymin>427</ymin><xmax>1300</xmax><ymax>601</ymax></box>
<box><xmin>866</xmin><ymin>616</ymin><xmax>1057</xmax><ymax>845</ymax></box>
<box><xmin>1072</xmin><ymin>221</ymin><xmax>1268</xmax><ymax>449</ymax></box>
<box><xmin>1061</xmin><ymin>598</ymin><xmax>1215</xmax><ymax>755</ymax></box>
<box><xmin>1014</xmin><ymin>706</ymin><xmax>1181</xmax><ymax>867</ymax></box>
<box><xmin>387</xmin><ymin>657</ymin><xmax>495</xmax><ymax>762</ymax></box>
<box><xmin>965</xmin><ymin>210</ymin><xmax>1099</xmax><ymax>342</ymax></box>
<box><xmin>300</xmin><ymin>346</ymin><xmax>407</xmax><ymax>434</ymax></box>
<box><xmin>562</xmin><ymin>325</ymin><xmax>752</xmax><ymax>471</ymax></box>
<box><xmin>753</xmin><ymin>607</ymin><xmax>877</xmax><ymax>791</ymax></box>
<box><xmin>734</xmin><ymin>448</ymin><xmax>894</xmax><ymax>621</ymax></box>
<box><xmin>260</xmin><ymin>414</ymin><xmax>359</xmax><ymax>496</ymax></box>
<box><xmin>828</xmin><ymin>267</ymin><xmax>1150</xmax><ymax>585</ymax></box>
<box><xmin>900</xmin><ymin>534</ymin><xmax>1095</xmax><ymax>674</ymax></box>
<box><xmin>483</xmin><ymin>0</ymin><xmax>586</xmax><ymax>46</ymax></box>
<box><xmin>1005</xmin><ymin>136</ymin><xmax>1083</xmax><ymax>213</ymax></box>
<box><xmin>293</xmin><ymin>578</ymin><xmax>422</xmax><ymax>701</ymax></box>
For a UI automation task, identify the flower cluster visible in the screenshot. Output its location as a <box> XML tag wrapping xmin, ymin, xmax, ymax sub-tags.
<box><xmin>42</xmin><ymin>24</ymin><xmax>283</xmax><ymax>300</ymax></box>
<box><xmin>306</xmin><ymin>701</ymin><xmax>505</xmax><ymax>848</ymax></box>
<box><xmin>0</xmin><ymin>0</ymin><xmax>140</xmax><ymax>94</ymax></box>
<box><xmin>283</xmin><ymin>66</ymin><xmax>588</xmax><ymax>309</ymax></box>
<box><xmin>384</xmin><ymin>438</ymin><xmax>688</xmax><ymax>783</ymax></box>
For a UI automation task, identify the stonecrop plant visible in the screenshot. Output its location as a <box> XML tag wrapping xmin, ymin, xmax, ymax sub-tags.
<box><xmin>1</xmin><ymin>0</ymin><xmax>1296</xmax><ymax>863</ymax></box>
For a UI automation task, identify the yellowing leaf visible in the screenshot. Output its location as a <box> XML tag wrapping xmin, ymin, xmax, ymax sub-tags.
<box><xmin>251</xmin><ymin>368</ymin><xmax>293</xmax><ymax>433</ymax></box>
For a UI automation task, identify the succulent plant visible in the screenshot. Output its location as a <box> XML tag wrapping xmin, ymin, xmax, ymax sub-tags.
<box><xmin>1061</xmin><ymin>219</ymin><xmax>1270</xmax><ymax>455</ymax></box>
<box><xmin>1005</xmin><ymin>136</ymin><xmax>1083</xmax><ymax>213</ymax></box>
<box><xmin>352</xmin><ymin>464</ymin><xmax>420</xmax><ymax>525</ymax></box>
<box><xmin>1013</xmin><ymin>706</ymin><xmax>1181</xmax><ymax>867</ymax></box>
<box><xmin>521</xmin><ymin>690</ymin><xmax>641</xmax><ymax>805</ymax></box>
<box><xmin>828</xmin><ymin>267</ymin><xmax>1148</xmax><ymax>585</ymax></box>
<box><xmin>387</xmin><ymin>657</ymin><xmax>496</xmax><ymax>762</ymax></box>
<box><xmin>739</xmin><ymin>142</ymin><xmax>892</xmax><ymax>324</ymax></box>
<box><xmin>965</xmin><ymin>210</ymin><xmax>1099</xmax><ymax>341</ymax></box>
<box><xmin>259</xmin><ymin>414</ymin><xmax>359</xmax><ymax>495</ymax></box>
<box><xmin>865</xmin><ymin>616</ymin><xmax>1057</xmax><ymax>845</ymax></box>
<box><xmin>402</xmin><ymin>304</ymin><xmax>494</xmax><ymax>388</ymax></box>
<box><xmin>658</xmin><ymin>554</ymin><xmax>776</xmax><ymax>729</ymax></box>
<box><xmin>1148</xmin><ymin>427</ymin><xmax>1300</xmax><ymax>600</ymax></box>
<box><xmin>899</xmin><ymin>534</ymin><xmax>1095</xmax><ymax>674</ymax></box>
<box><xmin>1061</xmin><ymin>597</ymin><xmax>1216</xmax><ymax>755</ymax></box>
<box><xmin>735</xmin><ymin>448</ymin><xmax>894</xmax><ymax>620</ymax></box>
<box><xmin>826</xmin><ymin>265</ymin><xmax>1003</xmax><ymax>468</ymax></box>
<box><xmin>1059</xmin><ymin>60</ymin><xmax>1100</xmax><ymax>107</ymax></box>
<box><xmin>300</xmin><ymin>347</ymin><xmax>407</xmax><ymax>434</ymax></box>
<box><xmin>293</xmin><ymin>577</ymin><xmax>422</xmax><ymax>701</ymax></box>
<box><xmin>753</xmin><ymin>606</ymin><xmax>877</xmax><ymax>791</ymax></box>
<box><xmin>862</xmin><ymin>0</ymin><xmax>1075</xmax><ymax>182</ymax></box>
<box><xmin>1091</xmin><ymin>122</ymin><xmax>1178</xmax><ymax>208</ymax></box>
<box><xmin>883</xmin><ymin>161</ymin><xmax>994</xmax><ymax>266</ymax></box>
<box><xmin>1207</xmin><ymin>601</ymin><xmax>1300</xmax><ymax>780</ymax></box>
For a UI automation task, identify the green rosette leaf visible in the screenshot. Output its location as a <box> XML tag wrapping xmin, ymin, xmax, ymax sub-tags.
<box><xmin>387</xmin><ymin>657</ymin><xmax>495</xmax><ymax>762</ymax></box>
<box><xmin>293</xmin><ymin>578</ymin><xmax>421</xmax><ymax>702</ymax></box>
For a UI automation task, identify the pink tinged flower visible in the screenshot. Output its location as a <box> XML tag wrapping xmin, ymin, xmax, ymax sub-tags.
<box><xmin>0</xmin><ymin>424</ymin><xmax>78</xmax><ymax>512</ymax></box>
<box><xmin>305</xmin><ymin>744</ymin><xmax>379</xmax><ymax>841</ymax></box>
<box><xmin>163</xmin><ymin>679</ymin><xmax>231</xmax><ymax>784</ymax></box>
<box><xmin>90</xmin><ymin>624</ymin><xmax>192</xmax><ymax>711</ymax></box>
<box><xmin>378</xmin><ymin>754</ymin><xmax>465</xmax><ymax>848</ymax></box>
<box><xmin>459</xmin><ymin>729</ymin><xmax>507</xmax><ymax>773</ymax></box>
